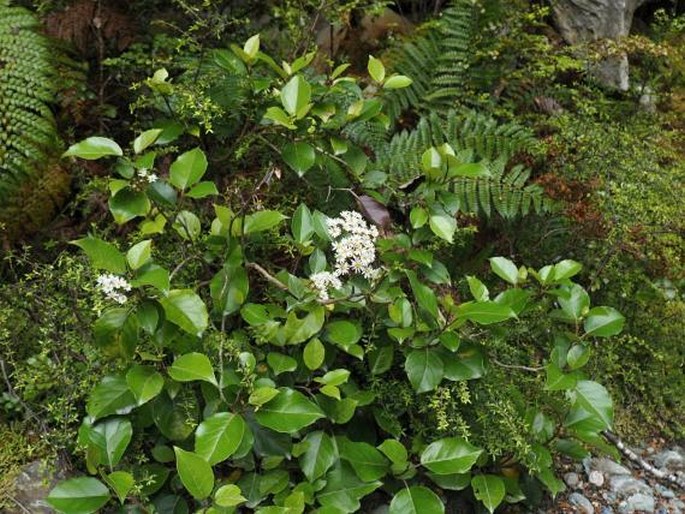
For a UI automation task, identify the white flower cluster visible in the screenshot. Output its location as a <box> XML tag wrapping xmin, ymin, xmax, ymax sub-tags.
<box><xmin>137</xmin><ymin>168</ymin><xmax>158</xmax><ymax>183</ymax></box>
<box><xmin>310</xmin><ymin>211</ymin><xmax>380</xmax><ymax>300</ymax></box>
<box><xmin>96</xmin><ymin>274</ymin><xmax>132</xmax><ymax>304</ymax></box>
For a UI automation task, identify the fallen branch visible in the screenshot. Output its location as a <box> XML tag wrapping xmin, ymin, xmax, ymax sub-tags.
<box><xmin>602</xmin><ymin>430</ymin><xmax>685</xmax><ymax>490</ymax></box>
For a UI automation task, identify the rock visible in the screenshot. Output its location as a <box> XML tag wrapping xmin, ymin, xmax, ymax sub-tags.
<box><xmin>551</xmin><ymin>0</ymin><xmax>653</xmax><ymax>90</ymax></box>
<box><xmin>601</xmin><ymin>508</ymin><xmax>616</xmax><ymax>514</ymax></box>
<box><xmin>11</xmin><ymin>459</ymin><xmax>68</xmax><ymax>514</ymax></box>
<box><xmin>593</xmin><ymin>457</ymin><xmax>632</xmax><ymax>476</ymax></box>
<box><xmin>589</xmin><ymin>470</ymin><xmax>605</xmax><ymax>487</ymax></box>
<box><xmin>565</xmin><ymin>471</ymin><xmax>581</xmax><ymax>488</ymax></box>
<box><xmin>654</xmin><ymin>484</ymin><xmax>675</xmax><ymax>499</ymax></box>
<box><xmin>609</xmin><ymin>475</ymin><xmax>651</xmax><ymax>497</ymax></box>
<box><xmin>569</xmin><ymin>492</ymin><xmax>595</xmax><ymax>514</ymax></box>
<box><xmin>653</xmin><ymin>449</ymin><xmax>685</xmax><ymax>471</ymax></box>
<box><xmin>618</xmin><ymin>493</ymin><xmax>655</xmax><ymax>513</ymax></box>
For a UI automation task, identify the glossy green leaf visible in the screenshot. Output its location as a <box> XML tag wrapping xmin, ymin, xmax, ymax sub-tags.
<box><xmin>174</xmin><ymin>447</ymin><xmax>214</xmax><ymax>500</ymax></box>
<box><xmin>567</xmin><ymin>344</ymin><xmax>590</xmax><ymax>370</ymax></box>
<box><xmin>126</xmin><ymin>240</ymin><xmax>152</xmax><ymax>270</ymax></box>
<box><xmin>420</xmin><ymin>437</ymin><xmax>483</xmax><ymax>475</ymax></box>
<box><xmin>215</xmin><ymin>484</ymin><xmax>247</xmax><ymax>508</ymax></box>
<box><xmin>427</xmin><ymin>472</ymin><xmax>471</xmax><ymax>491</ymax></box>
<box><xmin>325</xmin><ymin>321</ymin><xmax>362</xmax><ymax>349</ymax></box>
<box><xmin>264</xmin><ymin>106</ymin><xmax>295</xmax><ymax>129</ymax></box>
<box><xmin>553</xmin><ymin>260</ymin><xmax>583</xmax><ymax>281</ymax></box>
<box><xmin>429</xmin><ymin>212</ymin><xmax>456</xmax><ymax>243</ymax></box>
<box><xmin>299</xmin><ymin>431</ymin><xmax>337</xmax><ymax>482</ymax></box>
<box><xmin>367</xmin><ymin>55</ymin><xmax>385</xmax><ymax>82</ymax></box>
<box><xmin>132</xmin><ymin>263</ymin><xmax>169</xmax><ymax>292</ymax></box>
<box><xmin>153</xmin><ymin>390</ymin><xmax>199</xmax><ymax>441</ymax></box>
<box><xmin>442</xmin><ymin>343</ymin><xmax>485</xmax><ymax>381</ymax></box>
<box><xmin>169</xmin><ymin>353</ymin><xmax>217</xmax><ymax>386</ymax></box>
<box><xmin>187</xmin><ymin>181</ymin><xmax>219</xmax><ymax>199</ymax></box>
<box><xmin>267</xmin><ymin>352</ymin><xmax>298</xmax><ymax>375</ymax></box>
<box><xmin>557</xmin><ymin>284</ymin><xmax>590</xmax><ymax>320</ymax></box>
<box><xmin>72</xmin><ymin>237</ymin><xmax>126</xmax><ymax>274</ymax></box>
<box><xmin>87</xmin><ymin>375</ymin><xmax>136</xmax><ymax>420</ymax></box>
<box><xmin>317</xmin><ymin>462</ymin><xmax>382</xmax><ymax>513</ymax></box>
<box><xmin>455</xmin><ymin>301</ymin><xmax>516</xmax><ymax>325</ymax></box>
<box><xmin>255</xmin><ymin>388</ymin><xmax>325</xmax><ymax>433</ymax></box>
<box><xmin>160</xmin><ymin>289</ymin><xmax>208</xmax><ymax>337</ymax></box>
<box><xmin>89</xmin><ymin>417</ymin><xmax>132</xmax><ymax>469</ymax></box>
<box><xmin>545</xmin><ymin>362</ymin><xmax>578</xmax><ymax>391</ymax></box>
<box><xmin>572</xmin><ymin>380</ymin><xmax>613</xmax><ymax>430</ymax></box>
<box><xmin>195</xmin><ymin>412</ymin><xmax>247</xmax><ymax>465</ymax></box>
<box><xmin>383</xmin><ymin>75</ymin><xmax>413</xmax><ymax>89</ymax></box>
<box><xmin>466</xmin><ymin>276</ymin><xmax>489</xmax><ymax>302</ymax></box>
<box><xmin>109</xmin><ymin>188</ymin><xmax>151</xmax><ymax>224</ymax></box>
<box><xmin>133</xmin><ymin>129</ymin><xmax>163</xmax><ymax>154</ymax></box>
<box><xmin>63</xmin><ymin>137</ymin><xmax>122</xmax><ymax>160</ymax></box>
<box><xmin>210</xmin><ymin>265</ymin><xmax>249</xmax><ymax>316</ymax></box>
<box><xmin>405</xmin><ymin>348</ymin><xmax>444</xmax><ymax>393</ymax></box>
<box><xmin>243</xmin><ymin>34</ymin><xmax>260</xmax><ymax>58</ymax></box>
<box><xmin>292</xmin><ymin>203</ymin><xmax>314</xmax><ymax>243</ymax></box>
<box><xmin>368</xmin><ymin>344</ymin><xmax>393</xmax><ymax>375</ymax></box>
<box><xmin>339</xmin><ymin>437</ymin><xmax>389</xmax><ymax>481</ymax></box>
<box><xmin>105</xmin><ymin>471</ymin><xmax>134</xmax><ymax>504</ymax></box>
<box><xmin>489</xmin><ymin>257</ymin><xmax>519</xmax><ymax>285</ymax></box>
<box><xmin>249</xmin><ymin>387</ymin><xmax>280</xmax><ymax>407</ymax></box>
<box><xmin>583</xmin><ymin>307</ymin><xmax>625</xmax><ymax>337</ymax></box>
<box><xmin>471</xmin><ymin>475</ymin><xmax>506</xmax><ymax>514</ymax></box>
<box><xmin>282</xmin><ymin>142</ymin><xmax>316</xmax><ymax>177</ymax></box>
<box><xmin>281</xmin><ymin>75</ymin><xmax>311</xmax><ymax>117</ymax></box>
<box><xmin>47</xmin><ymin>477</ymin><xmax>111</xmax><ymax>514</ymax></box>
<box><xmin>406</xmin><ymin>270</ymin><xmax>439</xmax><ymax>322</ymax></box>
<box><xmin>173</xmin><ymin>210</ymin><xmax>201</xmax><ymax>241</ymax></box>
<box><xmin>170</xmin><ymin>148</ymin><xmax>208</xmax><ymax>190</ymax></box>
<box><xmin>243</xmin><ymin>210</ymin><xmax>288</xmax><ymax>234</ymax></box>
<box><xmin>389</xmin><ymin>486</ymin><xmax>444</xmax><ymax>514</ymax></box>
<box><xmin>303</xmin><ymin>338</ymin><xmax>325</xmax><ymax>370</ymax></box>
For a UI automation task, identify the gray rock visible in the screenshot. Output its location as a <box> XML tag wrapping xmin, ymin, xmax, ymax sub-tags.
<box><xmin>593</xmin><ymin>457</ymin><xmax>632</xmax><ymax>476</ymax></box>
<box><xmin>551</xmin><ymin>0</ymin><xmax>652</xmax><ymax>90</ymax></box>
<box><xmin>569</xmin><ymin>492</ymin><xmax>595</xmax><ymax>514</ymax></box>
<box><xmin>619</xmin><ymin>493</ymin><xmax>655</xmax><ymax>513</ymax></box>
<box><xmin>565</xmin><ymin>471</ymin><xmax>581</xmax><ymax>488</ymax></box>
<box><xmin>601</xmin><ymin>508</ymin><xmax>615</xmax><ymax>514</ymax></box>
<box><xmin>654</xmin><ymin>484</ymin><xmax>675</xmax><ymax>499</ymax></box>
<box><xmin>609</xmin><ymin>475</ymin><xmax>651</xmax><ymax>497</ymax></box>
<box><xmin>589</xmin><ymin>469</ymin><xmax>605</xmax><ymax>487</ymax></box>
<box><xmin>11</xmin><ymin>459</ymin><xmax>68</xmax><ymax>514</ymax></box>
<box><xmin>653</xmin><ymin>450</ymin><xmax>685</xmax><ymax>471</ymax></box>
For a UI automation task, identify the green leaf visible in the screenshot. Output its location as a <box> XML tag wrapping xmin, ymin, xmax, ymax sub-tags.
<box><xmin>545</xmin><ymin>362</ymin><xmax>578</xmax><ymax>391</ymax></box>
<box><xmin>187</xmin><ymin>181</ymin><xmax>219</xmax><ymax>199</ymax></box>
<box><xmin>264</xmin><ymin>106</ymin><xmax>295</xmax><ymax>129</ymax></box>
<box><xmin>72</xmin><ymin>237</ymin><xmax>126</xmax><ymax>274</ymax></box>
<box><xmin>553</xmin><ymin>260</ymin><xmax>583</xmax><ymax>281</ymax></box>
<box><xmin>281</xmin><ymin>75</ymin><xmax>311</xmax><ymax>117</ymax></box>
<box><xmin>160</xmin><ymin>289</ymin><xmax>208</xmax><ymax>337</ymax></box>
<box><xmin>339</xmin><ymin>438</ymin><xmax>389</xmax><ymax>481</ymax></box>
<box><xmin>292</xmin><ymin>203</ymin><xmax>314</xmax><ymax>243</ymax></box>
<box><xmin>87</xmin><ymin>375</ymin><xmax>136</xmax><ymax>420</ymax></box>
<box><xmin>132</xmin><ymin>263</ymin><xmax>170</xmax><ymax>292</ymax></box>
<box><xmin>303</xmin><ymin>338</ymin><xmax>325</xmax><ymax>370</ymax></box>
<box><xmin>153</xmin><ymin>390</ymin><xmax>199</xmax><ymax>441</ymax></box>
<box><xmin>105</xmin><ymin>471</ymin><xmax>134</xmax><ymax>504</ymax></box>
<box><xmin>489</xmin><ymin>257</ymin><xmax>519</xmax><ymax>285</ymax></box>
<box><xmin>215</xmin><ymin>484</ymin><xmax>247</xmax><ymax>508</ymax></box>
<box><xmin>567</xmin><ymin>344</ymin><xmax>590</xmax><ymax>370</ymax></box>
<box><xmin>282</xmin><ymin>142</ymin><xmax>316</xmax><ymax>177</ymax></box>
<box><xmin>89</xmin><ymin>417</ymin><xmax>132</xmax><ymax>469</ymax></box>
<box><xmin>325</xmin><ymin>321</ymin><xmax>362</xmax><ymax>349</ymax></box>
<box><xmin>283</xmin><ymin>306</ymin><xmax>325</xmax><ymax>345</ymax></box>
<box><xmin>368</xmin><ymin>344</ymin><xmax>394</xmax><ymax>375</ymax></box>
<box><xmin>126</xmin><ymin>240</ymin><xmax>152</xmax><ymax>270</ymax></box>
<box><xmin>174</xmin><ymin>447</ymin><xmax>214</xmax><ymax>500</ymax></box>
<box><xmin>420</xmin><ymin>437</ymin><xmax>483</xmax><ymax>475</ymax></box>
<box><xmin>427</xmin><ymin>472</ymin><xmax>471</xmax><ymax>491</ymax></box>
<box><xmin>383</xmin><ymin>75</ymin><xmax>413</xmax><ymax>89</ymax></box>
<box><xmin>318</xmin><ymin>463</ymin><xmax>382</xmax><ymax>512</ymax></box>
<box><xmin>557</xmin><ymin>284</ymin><xmax>590</xmax><ymax>320</ymax></box>
<box><xmin>267</xmin><ymin>352</ymin><xmax>298</xmax><ymax>375</ymax></box>
<box><xmin>410</xmin><ymin>206</ymin><xmax>428</xmax><ymax>228</ymax></box>
<box><xmin>47</xmin><ymin>477</ymin><xmax>111</xmax><ymax>514</ymax></box>
<box><xmin>243</xmin><ymin>210</ymin><xmax>288</xmax><ymax>234</ymax></box>
<box><xmin>466</xmin><ymin>276</ymin><xmax>489</xmax><ymax>302</ymax></box>
<box><xmin>169</xmin><ymin>353</ymin><xmax>217</xmax><ymax>386</ymax></box>
<box><xmin>63</xmin><ymin>137</ymin><xmax>122</xmax><ymax>160</ymax></box>
<box><xmin>210</xmin><ymin>265</ymin><xmax>249</xmax><ymax>316</ymax></box>
<box><xmin>471</xmin><ymin>475</ymin><xmax>506</xmax><ymax>514</ymax></box>
<box><xmin>583</xmin><ymin>306</ymin><xmax>625</xmax><ymax>337</ymax></box>
<box><xmin>255</xmin><ymin>388</ymin><xmax>325</xmax><ymax>433</ymax></box>
<box><xmin>126</xmin><ymin>365</ymin><xmax>163</xmax><ymax>405</ymax></box>
<box><xmin>173</xmin><ymin>210</ymin><xmax>202</xmax><ymax>241</ymax></box>
<box><xmin>249</xmin><ymin>387</ymin><xmax>280</xmax><ymax>407</ymax></box>
<box><xmin>377</xmin><ymin>439</ymin><xmax>408</xmax><ymax>472</ymax></box>
<box><xmin>367</xmin><ymin>55</ymin><xmax>385</xmax><ymax>83</ymax></box>
<box><xmin>455</xmin><ymin>302</ymin><xmax>516</xmax><ymax>325</ymax></box>
<box><xmin>572</xmin><ymin>380</ymin><xmax>613</xmax><ymax>430</ymax></box>
<box><xmin>429</xmin><ymin>212</ymin><xmax>456</xmax><ymax>243</ymax></box>
<box><xmin>442</xmin><ymin>343</ymin><xmax>485</xmax><ymax>381</ymax></box>
<box><xmin>133</xmin><ymin>129</ymin><xmax>163</xmax><ymax>154</ymax></box>
<box><xmin>243</xmin><ymin>34</ymin><xmax>260</xmax><ymax>59</ymax></box>
<box><xmin>169</xmin><ymin>148</ymin><xmax>208</xmax><ymax>190</ymax></box>
<box><xmin>109</xmin><ymin>188</ymin><xmax>151</xmax><ymax>224</ymax></box>
<box><xmin>389</xmin><ymin>486</ymin><xmax>444</xmax><ymax>514</ymax></box>
<box><xmin>195</xmin><ymin>412</ymin><xmax>247</xmax><ymax>465</ymax></box>
<box><xmin>316</xmin><ymin>369</ymin><xmax>350</xmax><ymax>387</ymax></box>
<box><xmin>299</xmin><ymin>431</ymin><xmax>337</xmax><ymax>482</ymax></box>
<box><xmin>406</xmin><ymin>270</ymin><xmax>439</xmax><ymax>322</ymax></box>
<box><xmin>405</xmin><ymin>348</ymin><xmax>444</xmax><ymax>393</ymax></box>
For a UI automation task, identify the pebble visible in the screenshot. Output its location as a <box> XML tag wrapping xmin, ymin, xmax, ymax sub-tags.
<box><xmin>593</xmin><ymin>457</ymin><xmax>632</xmax><ymax>476</ymax></box>
<box><xmin>654</xmin><ymin>484</ymin><xmax>675</xmax><ymax>499</ymax></box>
<box><xmin>589</xmin><ymin>470</ymin><xmax>605</xmax><ymax>487</ymax></box>
<box><xmin>609</xmin><ymin>475</ymin><xmax>651</xmax><ymax>497</ymax></box>
<box><xmin>652</xmin><ymin>449</ymin><xmax>685</xmax><ymax>471</ymax></box>
<box><xmin>601</xmin><ymin>508</ymin><xmax>615</xmax><ymax>514</ymax></box>
<box><xmin>618</xmin><ymin>493</ymin><xmax>655</xmax><ymax>513</ymax></box>
<box><xmin>564</xmin><ymin>471</ymin><xmax>581</xmax><ymax>488</ymax></box>
<box><xmin>569</xmin><ymin>492</ymin><xmax>595</xmax><ymax>514</ymax></box>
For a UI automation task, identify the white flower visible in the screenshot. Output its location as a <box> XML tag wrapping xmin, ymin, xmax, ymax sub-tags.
<box><xmin>96</xmin><ymin>273</ymin><xmax>132</xmax><ymax>304</ymax></box>
<box><xmin>310</xmin><ymin>271</ymin><xmax>343</xmax><ymax>300</ymax></box>
<box><xmin>137</xmin><ymin>168</ymin><xmax>158</xmax><ymax>183</ymax></box>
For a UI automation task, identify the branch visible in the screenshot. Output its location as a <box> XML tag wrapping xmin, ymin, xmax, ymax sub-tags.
<box><xmin>602</xmin><ymin>430</ymin><xmax>685</xmax><ymax>490</ymax></box>
<box><xmin>491</xmin><ymin>358</ymin><xmax>544</xmax><ymax>373</ymax></box>
<box><xmin>246</xmin><ymin>262</ymin><xmax>288</xmax><ymax>291</ymax></box>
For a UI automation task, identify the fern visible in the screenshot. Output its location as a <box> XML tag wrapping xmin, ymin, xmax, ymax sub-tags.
<box><xmin>0</xmin><ymin>1</ymin><xmax>66</xmax><ymax>241</ymax></box>
<box><xmin>371</xmin><ymin>110</ymin><xmax>553</xmax><ymax>219</ymax></box>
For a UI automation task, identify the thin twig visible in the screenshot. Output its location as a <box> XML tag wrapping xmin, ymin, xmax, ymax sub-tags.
<box><xmin>491</xmin><ymin>358</ymin><xmax>544</xmax><ymax>373</ymax></box>
<box><xmin>245</xmin><ymin>262</ymin><xmax>288</xmax><ymax>291</ymax></box>
<box><xmin>7</xmin><ymin>495</ymin><xmax>31</xmax><ymax>514</ymax></box>
<box><xmin>602</xmin><ymin>430</ymin><xmax>685</xmax><ymax>490</ymax></box>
